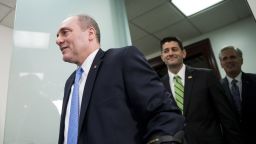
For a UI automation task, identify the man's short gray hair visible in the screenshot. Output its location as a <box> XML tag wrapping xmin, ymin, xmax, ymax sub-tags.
<box><xmin>219</xmin><ymin>46</ymin><xmax>243</xmax><ymax>59</ymax></box>
<box><xmin>76</xmin><ymin>14</ymin><xmax>101</xmax><ymax>43</ymax></box>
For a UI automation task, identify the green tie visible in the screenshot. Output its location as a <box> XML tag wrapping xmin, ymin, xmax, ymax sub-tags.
<box><xmin>174</xmin><ymin>75</ymin><xmax>184</xmax><ymax>113</ymax></box>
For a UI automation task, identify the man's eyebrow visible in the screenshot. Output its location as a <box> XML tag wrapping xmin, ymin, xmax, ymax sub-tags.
<box><xmin>56</xmin><ymin>27</ymin><xmax>71</xmax><ymax>37</ymax></box>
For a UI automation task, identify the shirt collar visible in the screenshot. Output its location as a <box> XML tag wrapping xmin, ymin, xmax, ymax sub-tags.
<box><xmin>226</xmin><ymin>72</ymin><xmax>242</xmax><ymax>84</ymax></box>
<box><xmin>79</xmin><ymin>49</ymin><xmax>99</xmax><ymax>75</ymax></box>
<box><xmin>168</xmin><ymin>64</ymin><xmax>186</xmax><ymax>81</ymax></box>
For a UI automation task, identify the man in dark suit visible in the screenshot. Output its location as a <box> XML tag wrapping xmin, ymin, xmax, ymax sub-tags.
<box><xmin>219</xmin><ymin>46</ymin><xmax>256</xmax><ymax>144</ymax></box>
<box><xmin>55</xmin><ymin>15</ymin><xmax>184</xmax><ymax>144</ymax></box>
<box><xmin>160</xmin><ymin>37</ymin><xmax>242</xmax><ymax>144</ymax></box>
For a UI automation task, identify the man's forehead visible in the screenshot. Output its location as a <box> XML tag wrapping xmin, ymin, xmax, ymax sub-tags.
<box><xmin>223</xmin><ymin>49</ymin><xmax>236</xmax><ymax>55</ymax></box>
<box><xmin>163</xmin><ymin>41</ymin><xmax>179</xmax><ymax>48</ymax></box>
<box><xmin>221</xmin><ymin>50</ymin><xmax>238</xmax><ymax>59</ymax></box>
<box><xmin>57</xmin><ymin>17</ymin><xmax>78</xmax><ymax>34</ymax></box>
<box><xmin>60</xmin><ymin>16</ymin><xmax>78</xmax><ymax>26</ymax></box>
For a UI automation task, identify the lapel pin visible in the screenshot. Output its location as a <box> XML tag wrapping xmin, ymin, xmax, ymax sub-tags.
<box><xmin>188</xmin><ymin>76</ymin><xmax>192</xmax><ymax>79</ymax></box>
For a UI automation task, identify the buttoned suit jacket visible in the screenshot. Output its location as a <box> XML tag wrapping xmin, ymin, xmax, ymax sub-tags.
<box><xmin>161</xmin><ymin>66</ymin><xmax>241</xmax><ymax>144</ymax></box>
<box><xmin>220</xmin><ymin>72</ymin><xmax>256</xmax><ymax>144</ymax></box>
<box><xmin>58</xmin><ymin>46</ymin><xmax>184</xmax><ymax>144</ymax></box>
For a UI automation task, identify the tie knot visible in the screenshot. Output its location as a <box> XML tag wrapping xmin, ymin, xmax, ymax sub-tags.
<box><xmin>76</xmin><ymin>67</ymin><xmax>84</xmax><ymax>75</ymax></box>
<box><xmin>231</xmin><ymin>79</ymin><xmax>238</xmax><ymax>85</ymax></box>
<box><xmin>75</xmin><ymin>67</ymin><xmax>84</xmax><ymax>83</ymax></box>
<box><xmin>174</xmin><ymin>75</ymin><xmax>181</xmax><ymax>80</ymax></box>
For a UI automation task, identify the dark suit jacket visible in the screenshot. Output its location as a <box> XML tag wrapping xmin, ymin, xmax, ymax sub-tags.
<box><xmin>221</xmin><ymin>72</ymin><xmax>256</xmax><ymax>144</ymax></box>
<box><xmin>58</xmin><ymin>46</ymin><xmax>184</xmax><ymax>144</ymax></box>
<box><xmin>161</xmin><ymin>66</ymin><xmax>241</xmax><ymax>144</ymax></box>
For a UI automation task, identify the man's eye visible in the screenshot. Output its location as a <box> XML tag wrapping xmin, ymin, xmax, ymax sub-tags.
<box><xmin>61</xmin><ymin>30</ymin><xmax>71</xmax><ymax>36</ymax></box>
<box><xmin>230</xmin><ymin>56</ymin><xmax>237</xmax><ymax>60</ymax></box>
<box><xmin>62</xmin><ymin>30</ymin><xmax>69</xmax><ymax>35</ymax></box>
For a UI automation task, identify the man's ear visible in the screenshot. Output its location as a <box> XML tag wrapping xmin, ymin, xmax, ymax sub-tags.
<box><xmin>182</xmin><ymin>49</ymin><xmax>187</xmax><ymax>59</ymax></box>
<box><xmin>88</xmin><ymin>27</ymin><xmax>96</xmax><ymax>41</ymax></box>
<box><xmin>160</xmin><ymin>52</ymin><xmax>165</xmax><ymax>62</ymax></box>
<box><xmin>220</xmin><ymin>62</ymin><xmax>224</xmax><ymax>68</ymax></box>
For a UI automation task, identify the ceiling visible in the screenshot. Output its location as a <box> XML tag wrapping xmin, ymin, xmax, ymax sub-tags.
<box><xmin>0</xmin><ymin>0</ymin><xmax>15</xmax><ymax>28</ymax></box>
<box><xmin>0</xmin><ymin>0</ymin><xmax>252</xmax><ymax>57</ymax></box>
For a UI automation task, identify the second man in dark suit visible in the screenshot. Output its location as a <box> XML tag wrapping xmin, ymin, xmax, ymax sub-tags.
<box><xmin>219</xmin><ymin>46</ymin><xmax>256</xmax><ymax>144</ymax></box>
<box><xmin>160</xmin><ymin>37</ymin><xmax>242</xmax><ymax>144</ymax></box>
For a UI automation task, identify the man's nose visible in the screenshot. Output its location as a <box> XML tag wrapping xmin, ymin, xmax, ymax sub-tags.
<box><xmin>167</xmin><ymin>51</ymin><xmax>174</xmax><ymax>55</ymax></box>
<box><xmin>56</xmin><ymin>36</ymin><xmax>64</xmax><ymax>46</ymax></box>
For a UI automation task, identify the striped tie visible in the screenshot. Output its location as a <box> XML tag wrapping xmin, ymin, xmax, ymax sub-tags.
<box><xmin>174</xmin><ymin>75</ymin><xmax>184</xmax><ymax>113</ymax></box>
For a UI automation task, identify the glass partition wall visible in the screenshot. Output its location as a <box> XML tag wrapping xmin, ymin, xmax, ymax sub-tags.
<box><xmin>4</xmin><ymin>0</ymin><xmax>130</xmax><ymax>143</ymax></box>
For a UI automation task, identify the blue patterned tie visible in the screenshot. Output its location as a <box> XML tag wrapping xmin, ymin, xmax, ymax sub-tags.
<box><xmin>231</xmin><ymin>79</ymin><xmax>241</xmax><ymax>113</ymax></box>
<box><xmin>68</xmin><ymin>67</ymin><xmax>83</xmax><ymax>144</ymax></box>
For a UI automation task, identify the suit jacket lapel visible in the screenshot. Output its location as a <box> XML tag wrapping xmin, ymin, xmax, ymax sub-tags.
<box><xmin>183</xmin><ymin>66</ymin><xmax>195</xmax><ymax>116</ymax></box>
<box><xmin>241</xmin><ymin>72</ymin><xmax>250</xmax><ymax>100</ymax></box>
<box><xmin>162</xmin><ymin>75</ymin><xmax>172</xmax><ymax>92</ymax></box>
<box><xmin>241</xmin><ymin>72</ymin><xmax>252</xmax><ymax>109</ymax></box>
<box><xmin>63</xmin><ymin>74</ymin><xmax>75</xmax><ymax>116</ymax></box>
<box><xmin>78</xmin><ymin>49</ymin><xmax>104</xmax><ymax>134</ymax></box>
<box><xmin>162</xmin><ymin>74</ymin><xmax>178</xmax><ymax>104</ymax></box>
<box><xmin>59</xmin><ymin>72</ymin><xmax>76</xmax><ymax>143</ymax></box>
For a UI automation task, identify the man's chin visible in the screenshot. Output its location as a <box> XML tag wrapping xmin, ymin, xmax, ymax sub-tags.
<box><xmin>226</xmin><ymin>68</ymin><xmax>235</xmax><ymax>73</ymax></box>
<box><xmin>63</xmin><ymin>57</ymin><xmax>73</xmax><ymax>63</ymax></box>
<box><xmin>166</xmin><ymin>61</ymin><xmax>179</xmax><ymax>66</ymax></box>
<box><xmin>227</xmin><ymin>69</ymin><xmax>239</xmax><ymax>76</ymax></box>
<box><xmin>167</xmin><ymin>63</ymin><xmax>181</xmax><ymax>68</ymax></box>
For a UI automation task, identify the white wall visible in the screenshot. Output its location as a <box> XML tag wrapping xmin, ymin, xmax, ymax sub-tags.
<box><xmin>0</xmin><ymin>25</ymin><xmax>13</xmax><ymax>144</ymax></box>
<box><xmin>183</xmin><ymin>16</ymin><xmax>256</xmax><ymax>77</ymax></box>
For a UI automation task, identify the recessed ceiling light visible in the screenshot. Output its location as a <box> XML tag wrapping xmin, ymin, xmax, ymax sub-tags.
<box><xmin>171</xmin><ymin>0</ymin><xmax>224</xmax><ymax>16</ymax></box>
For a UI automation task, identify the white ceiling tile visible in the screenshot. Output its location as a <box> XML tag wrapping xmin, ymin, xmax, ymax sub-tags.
<box><xmin>1</xmin><ymin>9</ymin><xmax>15</xmax><ymax>28</ymax></box>
<box><xmin>189</xmin><ymin>1</ymin><xmax>239</xmax><ymax>33</ymax></box>
<box><xmin>0</xmin><ymin>0</ymin><xmax>16</xmax><ymax>8</ymax></box>
<box><xmin>230</xmin><ymin>0</ymin><xmax>251</xmax><ymax>18</ymax></box>
<box><xmin>126</xmin><ymin>0</ymin><xmax>165</xmax><ymax>20</ymax></box>
<box><xmin>128</xmin><ymin>23</ymin><xmax>147</xmax><ymax>41</ymax></box>
<box><xmin>132</xmin><ymin>35</ymin><xmax>160</xmax><ymax>56</ymax></box>
<box><xmin>155</xmin><ymin>20</ymin><xmax>201</xmax><ymax>41</ymax></box>
<box><xmin>132</xmin><ymin>3</ymin><xmax>185</xmax><ymax>33</ymax></box>
<box><xmin>0</xmin><ymin>4</ymin><xmax>11</xmax><ymax>20</ymax></box>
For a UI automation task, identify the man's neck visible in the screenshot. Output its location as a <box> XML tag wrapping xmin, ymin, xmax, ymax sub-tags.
<box><xmin>227</xmin><ymin>71</ymin><xmax>241</xmax><ymax>79</ymax></box>
<box><xmin>167</xmin><ymin>64</ymin><xmax>183</xmax><ymax>74</ymax></box>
